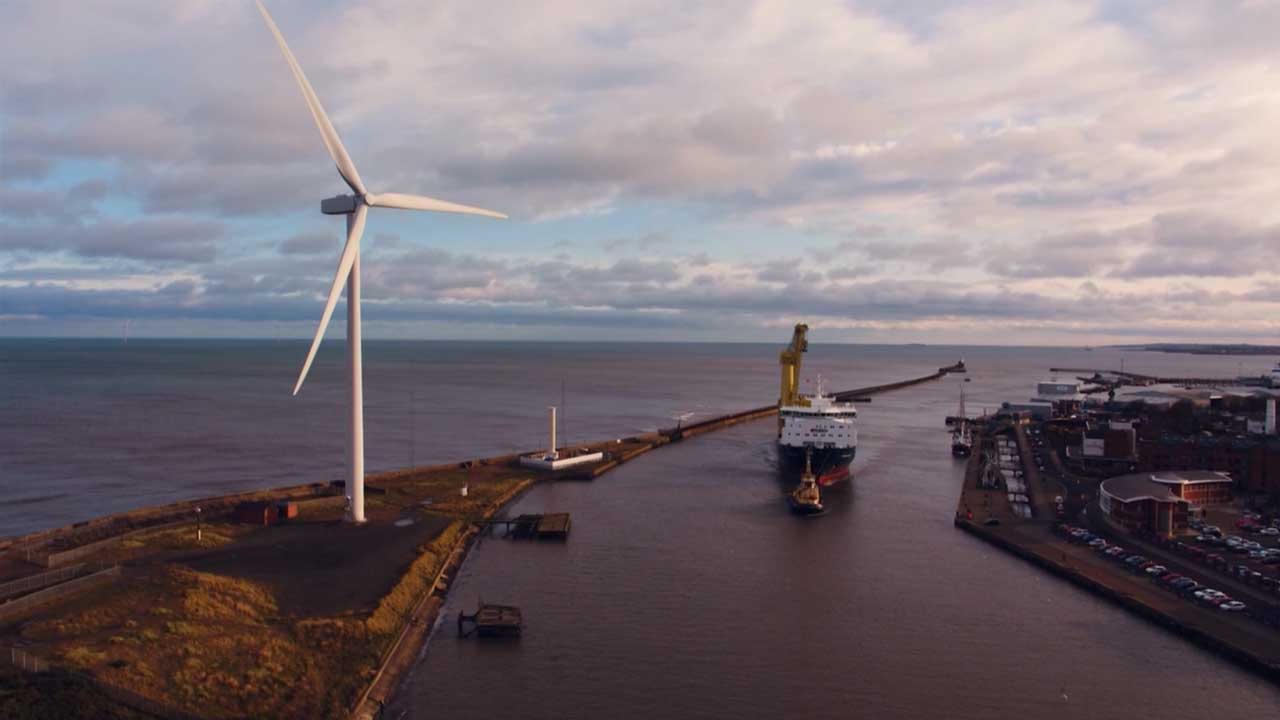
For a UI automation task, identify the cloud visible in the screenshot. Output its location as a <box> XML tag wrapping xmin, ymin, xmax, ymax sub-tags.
<box><xmin>2</xmin><ymin>216</ymin><xmax>225</xmax><ymax>262</ymax></box>
<box><xmin>279</xmin><ymin>232</ymin><xmax>338</xmax><ymax>255</ymax></box>
<box><xmin>987</xmin><ymin>229</ymin><xmax>1132</xmax><ymax>279</ymax></box>
<box><xmin>1120</xmin><ymin>213</ymin><xmax>1280</xmax><ymax>278</ymax></box>
<box><xmin>3</xmin><ymin>1</ymin><xmax>1280</xmax><ymax>342</ymax></box>
<box><xmin>986</xmin><ymin>213</ymin><xmax>1280</xmax><ymax>280</ymax></box>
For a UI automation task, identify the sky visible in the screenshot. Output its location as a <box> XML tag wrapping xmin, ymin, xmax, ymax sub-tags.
<box><xmin>2</xmin><ymin>0</ymin><xmax>1279</xmax><ymax>345</ymax></box>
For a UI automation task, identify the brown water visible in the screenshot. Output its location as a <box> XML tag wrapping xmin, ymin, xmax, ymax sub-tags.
<box><xmin>387</xmin><ymin>349</ymin><xmax>1280</xmax><ymax>719</ymax></box>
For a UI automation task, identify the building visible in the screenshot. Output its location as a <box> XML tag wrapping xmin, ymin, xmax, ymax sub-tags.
<box><xmin>1099</xmin><ymin>470</ymin><xmax>1233</xmax><ymax>536</ymax></box>
<box><xmin>1140</xmin><ymin>434</ymin><xmax>1280</xmax><ymax>497</ymax></box>
<box><xmin>519</xmin><ymin>406</ymin><xmax>605</xmax><ymax>472</ymax></box>
<box><xmin>1034</xmin><ymin>379</ymin><xmax>1084</xmax><ymax>417</ymax></box>
<box><xmin>999</xmin><ymin>403</ymin><xmax>1049</xmax><ymax>421</ymax></box>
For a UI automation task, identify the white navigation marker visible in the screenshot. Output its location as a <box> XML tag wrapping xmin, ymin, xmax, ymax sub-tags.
<box><xmin>256</xmin><ymin>1</ymin><xmax>506</xmax><ymax>523</ymax></box>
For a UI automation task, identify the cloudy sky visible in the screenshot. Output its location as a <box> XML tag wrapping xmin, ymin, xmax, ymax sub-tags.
<box><xmin>3</xmin><ymin>0</ymin><xmax>1279</xmax><ymax>344</ymax></box>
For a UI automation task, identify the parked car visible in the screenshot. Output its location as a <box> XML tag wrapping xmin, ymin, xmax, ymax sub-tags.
<box><xmin>1176</xmin><ymin>581</ymin><xmax>1202</xmax><ymax>595</ymax></box>
<box><xmin>1261</xmin><ymin>527</ymin><xmax>1279</xmax><ymax>536</ymax></box>
<box><xmin>1144</xmin><ymin>565</ymin><xmax>1168</xmax><ymax>576</ymax></box>
<box><xmin>1220</xmin><ymin>600</ymin><xmax>1247</xmax><ymax>612</ymax></box>
<box><xmin>1194</xmin><ymin>589</ymin><xmax>1229</xmax><ymax>606</ymax></box>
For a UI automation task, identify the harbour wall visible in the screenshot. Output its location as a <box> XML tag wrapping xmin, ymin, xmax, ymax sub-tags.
<box><xmin>954</xmin><ymin>518</ymin><xmax>1280</xmax><ymax>684</ymax></box>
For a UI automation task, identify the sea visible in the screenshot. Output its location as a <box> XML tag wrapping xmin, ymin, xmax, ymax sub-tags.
<box><xmin>3</xmin><ymin>339</ymin><xmax>1280</xmax><ymax>717</ymax></box>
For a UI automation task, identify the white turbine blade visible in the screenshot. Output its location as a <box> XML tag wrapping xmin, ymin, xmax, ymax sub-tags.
<box><xmin>368</xmin><ymin>192</ymin><xmax>507</xmax><ymax>219</ymax></box>
<box><xmin>256</xmin><ymin>1</ymin><xmax>367</xmax><ymax>195</ymax></box>
<box><xmin>293</xmin><ymin>204</ymin><xmax>368</xmax><ymax>395</ymax></box>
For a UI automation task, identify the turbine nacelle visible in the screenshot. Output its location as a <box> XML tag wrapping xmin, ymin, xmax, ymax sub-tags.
<box><xmin>321</xmin><ymin>191</ymin><xmax>507</xmax><ymax>218</ymax></box>
<box><xmin>321</xmin><ymin>194</ymin><xmax>360</xmax><ymax>215</ymax></box>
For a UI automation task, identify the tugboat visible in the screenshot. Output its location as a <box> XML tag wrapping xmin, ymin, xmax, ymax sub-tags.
<box><xmin>788</xmin><ymin>447</ymin><xmax>825</xmax><ymax>515</ymax></box>
<box><xmin>950</xmin><ymin>386</ymin><xmax>973</xmax><ymax>458</ymax></box>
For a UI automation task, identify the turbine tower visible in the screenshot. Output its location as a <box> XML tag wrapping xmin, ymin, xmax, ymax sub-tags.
<box><xmin>256</xmin><ymin>1</ymin><xmax>505</xmax><ymax>523</ymax></box>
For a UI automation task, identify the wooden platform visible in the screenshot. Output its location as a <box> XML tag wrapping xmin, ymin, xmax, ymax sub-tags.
<box><xmin>457</xmin><ymin>603</ymin><xmax>523</xmax><ymax>638</ymax></box>
<box><xmin>480</xmin><ymin>513</ymin><xmax>570</xmax><ymax>540</ymax></box>
<box><xmin>534</xmin><ymin>513</ymin><xmax>571</xmax><ymax>539</ymax></box>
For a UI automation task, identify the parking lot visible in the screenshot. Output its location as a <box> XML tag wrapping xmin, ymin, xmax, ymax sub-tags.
<box><xmin>1055</xmin><ymin>521</ymin><xmax>1280</xmax><ymax>632</ymax></box>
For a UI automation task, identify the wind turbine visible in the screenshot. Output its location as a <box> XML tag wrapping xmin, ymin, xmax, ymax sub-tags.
<box><xmin>256</xmin><ymin>1</ymin><xmax>506</xmax><ymax>523</ymax></box>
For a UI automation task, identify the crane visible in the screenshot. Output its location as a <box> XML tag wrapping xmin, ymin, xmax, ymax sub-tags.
<box><xmin>778</xmin><ymin>323</ymin><xmax>810</xmax><ymax>418</ymax></box>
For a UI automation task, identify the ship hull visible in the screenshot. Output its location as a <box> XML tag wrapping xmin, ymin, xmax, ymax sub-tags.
<box><xmin>778</xmin><ymin>444</ymin><xmax>856</xmax><ymax>487</ymax></box>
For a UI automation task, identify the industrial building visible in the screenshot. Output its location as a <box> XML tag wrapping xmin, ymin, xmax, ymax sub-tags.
<box><xmin>1099</xmin><ymin>471</ymin><xmax>1233</xmax><ymax>535</ymax></box>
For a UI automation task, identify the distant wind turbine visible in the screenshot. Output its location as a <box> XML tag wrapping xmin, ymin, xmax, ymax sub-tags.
<box><xmin>256</xmin><ymin>1</ymin><xmax>506</xmax><ymax>523</ymax></box>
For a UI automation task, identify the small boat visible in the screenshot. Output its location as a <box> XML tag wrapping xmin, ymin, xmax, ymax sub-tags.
<box><xmin>788</xmin><ymin>448</ymin><xmax>825</xmax><ymax>515</ymax></box>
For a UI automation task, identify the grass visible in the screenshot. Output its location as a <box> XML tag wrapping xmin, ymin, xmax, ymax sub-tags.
<box><xmin>0</xmin><ymin>666</ymin><xmax>157</xmax><ymax>720</ymax></box>
<box><xmin>366</xmin><ymin>519</ymin><xmax>466</xmax><ymax>637</ymax></box>
<box><xmin>4</xmin><ymin>465</ymin><xmax>533</xmax><ymax>719</ymax></box>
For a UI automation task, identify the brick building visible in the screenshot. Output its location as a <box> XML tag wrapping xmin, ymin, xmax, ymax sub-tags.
<box><xmin>1100</xmin><ymin>471</ymin><xmax>1233</xmax><ymax>536</ymax></box>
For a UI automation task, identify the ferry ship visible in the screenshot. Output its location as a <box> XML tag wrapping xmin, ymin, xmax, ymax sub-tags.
<box><xmin>776</xmin><ymin>324</ymin><xmax>857</xmax><ymax>486</ymax></box>
<box><xmin>778</xmin><ymin>380</ymin><xmax>858</xmax><ymax>486</ymax></box>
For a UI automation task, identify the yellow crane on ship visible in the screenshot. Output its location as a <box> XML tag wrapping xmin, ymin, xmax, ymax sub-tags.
<box><xmin>778</xmin><ymin>324</ymin><xmax>810</xmax><ymax>431</ymax></box>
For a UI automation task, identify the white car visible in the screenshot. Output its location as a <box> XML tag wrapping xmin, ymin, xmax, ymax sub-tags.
<box><xmin>1261</xmin><ymin>527</ymin><xmax>1279</xmax><ymax>536</ymax></box>
<box><xmin>1144</xmin><ymin>565</ymin><xmax>1168</xmax><ymax>576</ymax></box>
<box><xmin>1220</xmin><ymin>601</ymin><xmax>1247</xmax><ymax>612</ymax></box>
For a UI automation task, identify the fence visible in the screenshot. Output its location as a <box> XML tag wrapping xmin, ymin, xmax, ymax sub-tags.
<box><xmin>5</xmin><ymin>646</ymin><xmax>47</xmax><ymax>673</ymax></box>
<box><xmin>3</xmin><ymin>644</ymin><xmax>202</xmax><ymax>719</ymax></box>
<box><xmin>0</xmin><ymin>563</ymin><xmax>86</xmax><ymax>600</ymax></box>
<box><xmin>0</xmin><ymin>566</ymin><xmax>121</xmax><ymax>623</ymax></box>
